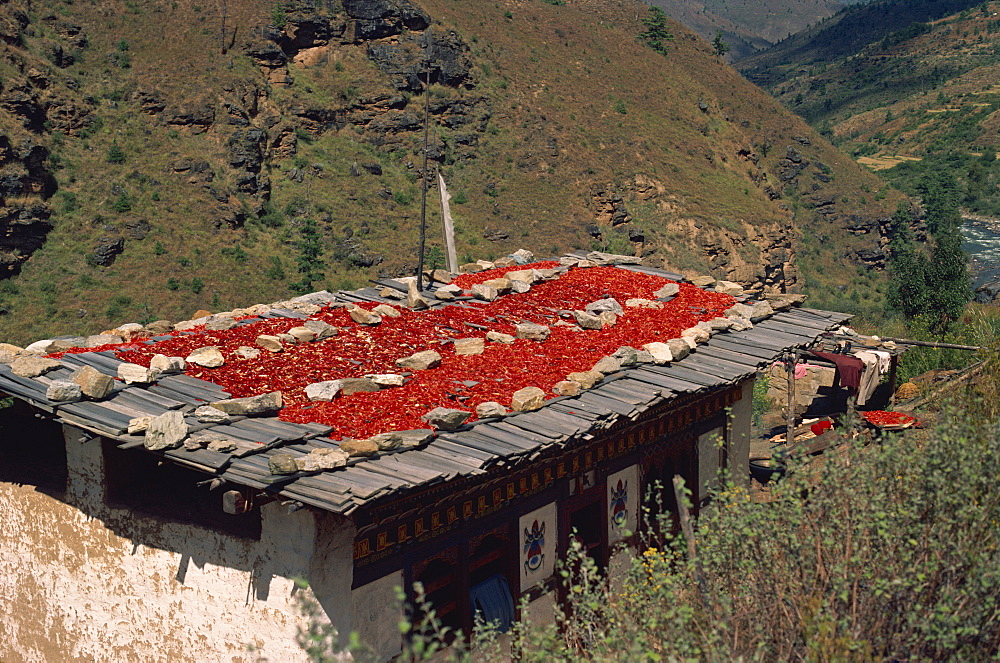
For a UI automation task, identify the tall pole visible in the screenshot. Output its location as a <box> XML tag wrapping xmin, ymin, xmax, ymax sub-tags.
<box><xmin>416</xmin><ymin>28</ymin><xmax>431</xmax><ymax>292</ymax></box>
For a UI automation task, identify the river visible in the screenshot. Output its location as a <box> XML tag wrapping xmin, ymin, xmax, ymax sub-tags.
<box><xmin>961</xmin><ymin>217</ymin><xmax>1000</xmax><ymax>289</ymax></box>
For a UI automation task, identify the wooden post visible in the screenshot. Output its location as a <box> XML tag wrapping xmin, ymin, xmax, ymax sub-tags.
<box><xmin>888</xmin><ymin>355</ymin><xmax>899</xmax><ymax>408</ymax></box>
<box><xmin>786</xmin><ymin>351</ymin><xmax>797</xmax><ymax>448</ymax></box>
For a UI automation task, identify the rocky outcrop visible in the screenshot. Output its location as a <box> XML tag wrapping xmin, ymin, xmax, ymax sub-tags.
<box><xmin>0</xmin><ymin>134</ymin><xmax>56</xmax><ymax>278</ymax></box>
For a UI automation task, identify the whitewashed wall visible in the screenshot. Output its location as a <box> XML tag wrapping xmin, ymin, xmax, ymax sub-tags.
<box><xmin>0</xmin><ymin>425</ymin><xmax>357</xmax><ymax>662</ymax></box>
<box><xmin>728</xmin><ymin>377</ymin><xmax>755</xmax><ymax>488</ymax></box>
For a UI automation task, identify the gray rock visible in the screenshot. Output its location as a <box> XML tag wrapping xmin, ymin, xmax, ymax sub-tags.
<box><xmin>728</xmin><ymin>316</ymin><xmax>753</xmax><ymax>332</ymax></box>
<box><xmin>515</xmin><ymin>322</ymin><xmax>550</xmax><ymax>341</ymax></box>
<box><xmin>599</xmin><ymin>311</ymin><xmax>618</xmax><ymax>327</ymax></box>
<box><xmin>433</xmin><ymin>288</ymin><xmax>456</xmax><ymax>301</ymax></box>
<box><xmin>340</xmin><ymin>438</ymin><xmax>379</xmax><ymax>457</ymax></box>
<box><xmin>207</xmin><ymin>439</ymin><xmax>238</xmax><ymax>453</ymax></box>
<box><xmin>421</xmin><ymin>407</ymin><xmax>472</xmax><ymax>430</ymax></box>
<box><xmin>654</xmin><ymin>283</ymin><xmax>680</xmax><ymax>299</ymax></box>
<box><xmin>149</xmin><ymin>354</ymin><xmax>186</xmax><ymax>376</ymax></box>
<box><xmin>23</xmin><ymin>339</ymin><xmax>60</xmax><ymax>355</ymax></box>
<box><xmin>471</xmin><ymin>283</ymin><xmax>498</xmax><ymax>301</ymax></box>
<box><xmin>186</xmin><ymin>346</ymin><xmax>225</xmax><ymax>368</ymax></box>
<box><xmin>269</xmin><ymin>453</ymin><xmax>300</xmax><ymax>475</ymax></box>
<box><xmin>625</xmin><ymin>298</ymin><xmax>662</xmax><ymax>309</ymax></box>
<box><xmin>504</xmin><ymin>269</ymin><xmax>538</xmax><ymax>284</ymax></box>
<box><xmin>612</xmin><ymin>346</ymin><xmax>639</xmax><ymax>367</ymax></box>
<box><xmin>666</xmin><ymin>338</ymin><xmax>691</xmax><ymax>361</ymax></box>
<box><xmin>573</xmin><ymin>310</ymin><xmax>603</xmax><ymax>330</ymax></box>
<box><xmin>407</xmin><ymin>280</ymin><xmax>430</xmax><ymax>309</ymax></box>
<box><xmin>510</xmin><ymin>280</ymin><xmax>531</xmax><ymax>294</ymax></box>
<box><xmin>236</xmin><ymin>346</ymin><xmax>262</xmax><ymax>359</ymax></box>
<box><xmin>340</xmin><ymin>377</ymin><xmax>380</xmax><ymax>395</ymax></box>
<box><xmin>511</xmin><ymin>386</ymin><xmax>546</xmax><ymax>412</ymax></box>
<box><xmin>368</xmin><ymin>373</ymin><xmax>405</xmax><ymax>387</ymax></box>
<box><xmin>10</xmin><ymin>356</ymin><xmax>62</xmax><ymax>378</ymax></box>
<box><xmin>747</xmin><ymin>300</ymin><xmax>774</xmax><ymax>321</ymax></box>
<box><xmin>585</xmin><ymin>297</ymin><xmax>624</xmax><ymax>316</ymax></box>
<box><xmin>593</xmin><ymin>356</ymin><xmax>623</xmax><ymax>374</ymax></box>
<box><xmin>349</xmin><ymin>306</ymin><xmax>382</xmax><ymax>325</ymax></box>
<box><xmin>372</xmin><ymin>303</ymin><xmax>401</xmax><ymax>318</ymax></box>
<box><xmin>567</xmin><ymin>370</ymin><xmax>603</xmax><ymax>389</ymax></box>
<box><xmin>636</xmin><ymin>350</ymin><xmax>655</xmax><ymax>364</ymax></box>
<box><xmin>486</xmin><ymin>331</ymin><xmax>516</xmax><ymax>344</ymax></box>
<box><xmin>205</xmin><ymin>317</ymin><xmax>237</xmax><ymax>331</ymax></box>
<box><xmin>511</xmin><ymin>248</ymin><xmax>534</xmax><ymax>263</ymax></box>
<box><xmin>396</xmin><ymin>350</ymin><xmax>442</xmax><ymax>370</ymax></box>
<box><xmin>144</xmin><ymin>320</ymin><xmax>174</xmax><ymax>334</ymax></box>
<box><xmin>209</xmin><ymin>391</ymin><xmax>282</xmax><ymax>417</ymax></box>
<box><xmin>305</xmin><ymin>380</ymin><xmax>342</xmax><ymax>401</ymax></box>
<box><xmin>72</xmin><ymin>365</ymin><xmax>114</xmax><ymax>400</ymax></box>
<box><xmin>680</xmin><ymin>327</ymin><xmax>710</xmax><ymax>344</ymax></box>
<box><xmin>256</xmin><ymin>335</ymin><xmax>284</xmax><ymax>352</ymax></box>
<box><xmin>287</xmin><ymin>326</ymin><xmax>318</xmax><ymax>343</ymax></box>
<box><xmin>690</xmin><ymin>275</ymin><xmax>716</xmax><ymax>288</ymax></box>
<box><xmin>641</xmin><ymin>342</ymin><xmax>673</xmax><ymax>365</ymax></box>
<box><xmin>118</xmin><ymin>362</ymin><xmax>154</xmax><ymax>385</ymax></box>
<box><xmin>476</xmin><ymin>401</ymin><xmax>508</xmax><ymax>418</ymax></box>
<box><xmin>715</xmin><ymin>280</ymin><xmax>744</xmax><ymax>296</ymax></box>
<box><xmin>46</xmin><ymin>380</ymin><xmax>82</xmax><ymax>403</ymax></box>
<box><xmin>85</xmin><ymin>334</ymin><xmax>124</xmax><ymax>348</ymax></box>
<box><xmin>194</xmin><ymin>405</ymin><xmax>231</xmax><ymax>424</ymax></box>
<box><xmin>454</xmin><ymin>337</ymin><xmax>485</xmax><ymax>355</ymax></box>
<box><xmin>482</xmin><ymin>278</ymin><xmax>512</xmax><ymax>294</ymax></box>
<box><xmin>128</xmin><ymin>416</ymin><xmax>153</xmax><ymax>434</ymax></box>
<box><xmin>586</xmin><ymin>251</ymin><xmax>642</xmax><ymax>265</ymax></box>
<box><xmin>144</xmin><ymin>411</ymin><xmax>189</xmax><ymax>451</ymax></box>
<box><xmin>296</xmin><ymin>449</ymin><xmax>349</xmax><ymax>471</ymax></box>
<box><xmin>369</xmin><ymin>429</ymin><xmax>434</xmax><ymax>451</ymax></box>
<box><xmin>302</xmin><ymin>319</ymin><xmax>338</xmax><ymax>340</ymax></box>
<box><xmin>724</xmin><ymin>303</ymin><xmax>753</xmax><ymax>319</ymax></box>
<box><xmin>552</xmin><ymin>380</ymin><xmax>581</xmax><ymax>397</ymax></box>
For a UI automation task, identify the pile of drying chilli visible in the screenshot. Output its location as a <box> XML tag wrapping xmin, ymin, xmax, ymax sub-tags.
<box><xmin>65</xmin><ymin>264</ymin><xmax>735</xmax><ymax>440</ymax></box>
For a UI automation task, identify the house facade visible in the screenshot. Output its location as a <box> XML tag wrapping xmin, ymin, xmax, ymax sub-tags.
<box><xmin>0</xmin><ymin>260</ymin><xmax>848</xmax><ymax>661</ymax></box>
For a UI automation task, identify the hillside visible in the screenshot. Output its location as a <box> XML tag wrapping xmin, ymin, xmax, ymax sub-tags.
<box><xmin>739</xmin><ymin>0</ymin><xmax>986</xmax><ymax>89</ymax></box>
<box><xmin>0</xmin><ymin>0</ymin><xmax>903</xmax><ymax>345</ymax></box>
<box><xmin>648</xmin><ymin>0</ymin><xmax>843</xmax><ymax>61</ymax></box>
<box><xmin>736</xmin><ymin>1</ymin><xmax>1000</xmax><ymax>217</ymax></box>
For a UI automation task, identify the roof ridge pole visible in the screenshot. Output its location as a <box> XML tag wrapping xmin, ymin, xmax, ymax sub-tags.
<box><xmin>416</xmin><ymin>26</ymin><xmax>432</xmax><ymax>293</ymax></box>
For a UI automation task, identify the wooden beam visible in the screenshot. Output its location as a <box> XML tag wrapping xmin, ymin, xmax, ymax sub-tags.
<box><xmin>878</xmin><ymin>337</ymin><xmax>980</xmax><ymax>351</ymax></box>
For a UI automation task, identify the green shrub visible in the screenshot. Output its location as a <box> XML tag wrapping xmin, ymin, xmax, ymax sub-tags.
<box><xmin>107</xmin><ymin>144</ymin><xmax>126</xmax><ymax>164</ymax></box>
<box><xmin>112</xmin><ymin>192</ymin><xmax>132</xmax><ymax>213</ymax></box>
<box><xmin>190</xmin><ymin>277</ymin><xmax>204</xmax><ymax>294</ymax></box>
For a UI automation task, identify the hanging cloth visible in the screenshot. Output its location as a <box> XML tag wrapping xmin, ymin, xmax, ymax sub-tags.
<box><xmin>469</xmin><ymin>574</ymin><xmax>516</xmax><ymax>633</ymax></box>
<box><xmin>853</xmin><ymin>351</ymin><xmax>881</xmax><ymax>407</ymax></box>
<box><xmin>809</xmin><ymin>351</ymin><xmax>864</xmax><ymax>390</ymax></box>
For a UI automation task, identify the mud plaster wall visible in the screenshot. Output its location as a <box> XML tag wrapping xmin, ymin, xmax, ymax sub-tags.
<box><xmin>0</xmin><ymin>424</ymin><xmax>357</xmax><ymax>663</ymax></box>
<box><xmin>351</xmin><ymin>571</ymin><xmax>404</xmax><ymax>661</ymax></box>
<box><xmin>728</xmin><ymin>377</ymin><xmax>754</xmax><ymax>489</ymax></box>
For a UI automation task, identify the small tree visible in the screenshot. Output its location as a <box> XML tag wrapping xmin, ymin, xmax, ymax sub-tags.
<box><xmin>638</xmin><ymin>7</ymin><xmax>673</xmax><ymax>55</ymax></box>
<box><xmin>106</xmin><ymin>143</ymin><xmax>126</xmax><ymax>164</ymax></box>
<box><xmin>712</xmin><ymin>30</ymin><xmax>730</xmax><ymax>58</ymax></box>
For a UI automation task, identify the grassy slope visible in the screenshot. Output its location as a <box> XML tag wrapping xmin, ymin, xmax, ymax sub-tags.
<box><xmin>0</xmin><ymin>0</ymin><xmax>899</xmax><ymax>345</ymax></box>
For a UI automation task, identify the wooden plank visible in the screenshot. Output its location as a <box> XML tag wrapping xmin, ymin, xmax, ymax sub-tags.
<box><xmin>710</xmin><ymin>337</ymin><xmax>782</xmax><ymax>359</ymax></box>
<box><xmin>656</xmin><ymin>365</ymin><xmax>727</xmax><ymax>387</ymax></box>
<box><xmin>448</xmin><ymin>430</ymin><xmax>528</xmax><ymax>456</ymax></box>
<box><xmin>595</xmin><ymin>382</ymin><xmax>655</xmax><ymax>405</ymax></box>
<box><xmin>488</xmin><ymin>421</ymin><xmax>556</xmax><ymax>446</ymax></box>
<box><xmin>680</xmin><ymin>355</ymin><xmax>750</xmax><ymax>381</ymax></box>
<box><xmin>163</xmin><ymin>447</ymin><xmax>233</xmax><ymax>471</ymax></box>
<box><xmin>697</xmin><ymin>346</ymin><xmax>767</xmax><ymax>368</ymax></box>
<box><xmin>548</xmin><ymin>402</ymin><xmax>603</xmax><ymax>421</ymax></box>
<box><xmin>503</xmin><ymin>414</ymin><xmax>570</xmax><ymax>439</ymax></box>
<box><xmin>57</xmin><ymin>401</ymin><xmax>133</xmax><ymax>428</ymax></box>
<box><xmin>367</xmin><ymin>456</ymin><xmax>444</xmax><ymax>483</ymax></box>
<box><xmin>430</xmin><ymin>438</ymin><xmax>497</xmax><ymax>462</ymax></box>
<box><xmin>630</xmin><ymin>368</ymin><xmax>702</xmax><ymax>392</ymax></box>
<box><xmin>112</xmin><ymin>388</ymin><xmax>186</xmax><ymax>410</ymax></box>
<box><xmin>575</xmin><ymin>392</ymin><xmax>634</xmax><ymax>416</ymax></box>
<box><xmin>414</xmin><ymin>446</ymin><xmax>484</xmax><ymax>472</ymax></box>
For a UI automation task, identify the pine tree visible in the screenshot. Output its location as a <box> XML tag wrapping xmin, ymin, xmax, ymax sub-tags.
<box><xmin>638</xmin><ymin>7</ymin><xmax>674</xmax><ymax>56</ymax></box>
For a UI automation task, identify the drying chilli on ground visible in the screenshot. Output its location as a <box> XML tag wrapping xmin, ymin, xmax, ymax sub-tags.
<box><xmin>59</xmin><ymin>266</ymin><xmax>736</xmax><ymax>440</ymax></box>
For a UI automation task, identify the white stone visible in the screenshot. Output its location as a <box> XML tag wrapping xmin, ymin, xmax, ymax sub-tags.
<box><xmin>680</xmin><ymin>327</ymin><xmax>711</xmax><ymax>344</ymax></box>
<box><xmin>515</xmin><ymin>323</ymin><xmax>550</xmax><ymax>341</ymax></box>
<box><xmin>186</xmin><ymin>346</ymin><xmax>225</xmax><ymax>368</ymax></box>
<box><xmin>194</xmin><ymin>406</ymin><xmax>232</xmax><ymax>424</ymax></box>
<box><xmin>149</xmin><ymin>354</ymin><xmax>186</xmax><ymax>376</ymax></box>
<box><xmin>715</xmin><ymin>280</ymin><xmax>745</xmax><ymax>296</ymax></box>
<box><xmin>573</xmin><ymin>311</ymin><xmax>603</xmax><ymax>330</ymax></box>
<box><xmin>144</xmin><ymin>411</ymin><xmax>189</xmax><ymax>451</ymax></box>
<box><xmin>642</xmin><ymin>342</ymin><xmax>673</xmax><ymax>365</ymax></box>
<box><xmin>128</xmin><ymin>416</ymin><xmax>153</xmax><ymax>434</ymax></box>
<box><xmin>510</xmin><ymin>280</ymin><xmax>531</xmax><ymax>294</ymax></box>
<box><xmin>654</xmin><ymin>282</ymin><xmax>680</xmax><ymax>298</ymax></box>
<box><xmin>396</xmin><ymin>350</ymin><xmax>442</xmax><ymax>370</ymax></box>
<box><xmin>46</xmin><ymin>380</ymin><xmax>82</xmax><ymax>403</ymax></box>
<box><xmin>305</xmin><ymin>381</ymin><xmax>342</xmax><ymax>401</ymax></box>
<box><xmin>236</xmin><ymin>346</ymin><xmax>261</xmax><ymax>359</ymax></box>
<box><xmin>476</xmin><ymin>401</ymin><xmax>508</xmax><ymax>418</ymax></box>
<box><xmin>453</xmin><ymin>338</ymin><xmax>485</xmax><ymax>355</ymax></box>
<box><xmin>287</xmin><ymin>326</ymin><xmax>318</xmax><ymax>343</ymax></box>
<box><xmin>85</xmin><ymin>334</ymin><xmax>124</xmax><ymax>347</ymax></box>
<box><xmin>471</xmin><ymin>284</ymin><xmax>498</xmax><ymax>301</ymax></box>
<box><xmin>118</xmin><ymin>363</ymin><xmax>154</xmax><ymax>385</ymax></box>
<box><xmin>511</xmin><ymin>386</ymin><xmax>546</xmax><ymax>412</ymax></box>
<box><xmin>368</xmin><ymin>374</ymin><xmax>405</xmax><ymax>388</ymax></box>
<box><xmin>625</xmin><ymin>298</ymin><xmax>663</xmax><ymax>309</ymax></box>
<box><xmin>256</xmin><ymin>335</ymin><xmax>284</xmax><ymax>352</ymax></box>
<box><xmin>372</xmin><ymin>304</ymin><xmax>401</xmax><ymax>318</ymax></box>
<box><xmin>23</xmin><ymin>339</ymin><xmax>60</xmax><ymax>355</ymax></box>
<box><xmin>486</xmin><ymin>331</ymin><xmax>516</xmax><ymax>344</ymax></box>
<box><xmin>348</xmin><ymin>307</ymin><xmax>382</xmax><ymax>325</ymax></box>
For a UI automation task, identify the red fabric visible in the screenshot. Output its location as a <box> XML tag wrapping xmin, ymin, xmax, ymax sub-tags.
<box><xmin>810</xmin><ymin>420</ymin><xmax>833</xmax><ymax>436</ymax></box>
<box><xmin>810</xmin><ymin>351</ymin><xmax>864</xmax><ymax>389</ymax></box>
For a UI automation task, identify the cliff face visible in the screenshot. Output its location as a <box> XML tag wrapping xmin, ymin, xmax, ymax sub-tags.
<box><xmin>0</xmin><ymin>0</ymin><xmax>903</xmax><ymax>343</ymax></box>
